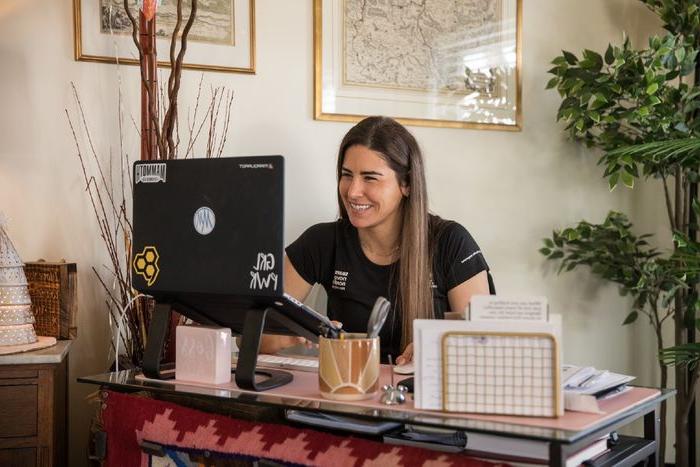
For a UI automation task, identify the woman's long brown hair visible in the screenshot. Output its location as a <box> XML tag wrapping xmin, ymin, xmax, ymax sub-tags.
<box><xmin>336</xmin><ymin>116</ymin><xmax>433</xmax><ymax>347</ymax></box>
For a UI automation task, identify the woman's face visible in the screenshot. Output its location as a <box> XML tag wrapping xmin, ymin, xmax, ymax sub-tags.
<box><xmin>339</xmin><ymin>144</ymin><xmax>408</xmax><ymax>232</ymax></box>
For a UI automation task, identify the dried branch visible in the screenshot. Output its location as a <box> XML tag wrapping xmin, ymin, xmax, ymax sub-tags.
<box><xmin>123</xmin><ymin>0</ymin><xmax>164</xmax><ymax>158</ymax></box>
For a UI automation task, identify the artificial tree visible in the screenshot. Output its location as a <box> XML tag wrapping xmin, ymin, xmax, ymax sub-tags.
<box><xmin>542</xmin><ymin>1</ymin><xmax>700</xmax><ymax>465</ymax></box>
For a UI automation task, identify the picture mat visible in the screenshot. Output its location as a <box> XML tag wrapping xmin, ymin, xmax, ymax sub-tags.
<box><xmin>75</xmin><ymin>0</ymin><xmax>253</xmax><ymax>72</ymax></box>
<box><xmin>319</xmin><ymin>0</ymin><xmax>518</xmax><ymax>125</ymax></box>
<box><xmin>100</xmin><ymin>0</ymin><xmax>236</xmax><ymax>45</ymax></box>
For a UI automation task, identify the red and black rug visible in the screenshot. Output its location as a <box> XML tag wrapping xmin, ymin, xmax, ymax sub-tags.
<box><xmin>101</xmin><ymin>390</ymin><xmax>509</xmax><ymax>466</ymax></box>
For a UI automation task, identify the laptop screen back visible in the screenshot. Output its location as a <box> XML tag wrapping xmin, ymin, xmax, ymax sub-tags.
<box><xmin>131</xmin><ymin>156</ymin><xmax>284</xmax><ymax>299</ymax></box>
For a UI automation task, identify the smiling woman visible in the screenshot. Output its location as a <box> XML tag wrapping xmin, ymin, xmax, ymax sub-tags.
<box><xmin>262</xmin><ymin>116</ymin><xmax>494</xmax><ymax>363</ymax></box>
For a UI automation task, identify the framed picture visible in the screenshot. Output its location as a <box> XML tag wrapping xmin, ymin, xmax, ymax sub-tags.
<box><xmin>313</xmin><ymin>0</ymin><xmax>521</xmax><ymax>130</ymax></box>
<box><xmin>73</xmin><ymin>0</ymin><xmax>255</xmax><ymax>74</ymax></box>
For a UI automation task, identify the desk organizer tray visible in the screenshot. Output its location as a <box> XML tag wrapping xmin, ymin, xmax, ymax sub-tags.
<box><xmin>441</xmin><ymin>331</ymin><xmax>562</xmax><ymax>417</ymax></box>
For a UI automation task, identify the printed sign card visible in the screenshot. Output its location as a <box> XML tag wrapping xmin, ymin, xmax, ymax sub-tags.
<box><xmin>469</xmin><ymin>296</ymin><xmax>548</xmax><ymax>322</ymax></box>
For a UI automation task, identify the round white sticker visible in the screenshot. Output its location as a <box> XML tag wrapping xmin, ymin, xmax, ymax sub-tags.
<box><xmin>193</xmin><ymin>207</ymin><xmax>215</xmax><ymax>235</ymax></box>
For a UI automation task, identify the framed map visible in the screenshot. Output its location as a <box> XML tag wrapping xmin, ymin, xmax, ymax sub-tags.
<box><xmin>314</xmin><ymin>0</ymin><xmax>521</xmax><ymax>130</ymax></box>
<box><xmin>73</xmin><ymin>0</ymin><xmax>255</xmax><ymax>74</ymax></box>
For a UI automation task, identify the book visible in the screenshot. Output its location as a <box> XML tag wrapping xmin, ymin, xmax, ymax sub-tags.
<box><xmin>285</xmin><ymin>410</ymin><xmax>402</xmax><ymax>435</ymax></box>
<box><xmin>400</xmin><ymin>425</ymin><xmax>609</xmax><ymax>465</ymax></box>
<box><xmin>562</xmin><ymin>365</ymin><xmax>635</xmax><ymax>413</ymax></box>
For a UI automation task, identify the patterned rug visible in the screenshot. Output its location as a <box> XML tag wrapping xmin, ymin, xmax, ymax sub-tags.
<box><xmin>101</xmin><ymin>390</ymin><xmax>509</xmax><ymax>466</ymax></box>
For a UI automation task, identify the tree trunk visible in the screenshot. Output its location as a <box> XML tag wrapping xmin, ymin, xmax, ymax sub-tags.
<box><xmin>659</xmin><ymin>363</ymin><xmax>668</xmax><ymax>464</ymax></box>
<box><xmin>676</xmin><ymin>406</ymin><xmax>689</xmax><ymax>467</ymax></box>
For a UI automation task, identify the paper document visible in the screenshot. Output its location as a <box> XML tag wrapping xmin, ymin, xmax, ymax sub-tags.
<box><xmin>469</xmin><ymin>295</ymin><xmax>548</xmax><ymax>322</ymax></box>
<box><xmin>413</xmin><ymin>317</ymin><xmax>563</xmax><ymax>412</ymax></box>
<box><xmin>562</xmin><ymin>364</ymin><xmax>635</xmax><ymax>396</ymax></box>
<box><xmin>562</xmin><ymin>364</ymin><xmax>635</xmax><ymax>413</ymax></box>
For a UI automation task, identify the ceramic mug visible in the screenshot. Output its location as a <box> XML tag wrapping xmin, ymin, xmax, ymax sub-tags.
<box><xmin>318</xmin><ymin>333</ymin><xmax>380</xmax><ymax>400</ymax></box>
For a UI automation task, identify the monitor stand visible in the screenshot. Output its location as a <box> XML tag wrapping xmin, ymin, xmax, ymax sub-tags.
<box><xmin>141</xmin><ymin>302</ymin><xmax>293</xmax><ymax>391</ymax></box>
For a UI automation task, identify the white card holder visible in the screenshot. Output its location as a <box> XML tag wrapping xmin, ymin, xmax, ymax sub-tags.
<box><xmin>176</xmin><ymin>325</ymin><xmax>232</xmax><ymax>385</ymax></box>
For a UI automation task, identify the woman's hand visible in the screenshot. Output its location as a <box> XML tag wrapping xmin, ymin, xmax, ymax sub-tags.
<box><xmin>258</xmin><ymin>335</ymin><xmax>307</xmax><ymax>354</ymax></box>
<box><xmin>396</xmin><ymin>343</ymin><xmax>413</xmax><ymax>365</ymax></box>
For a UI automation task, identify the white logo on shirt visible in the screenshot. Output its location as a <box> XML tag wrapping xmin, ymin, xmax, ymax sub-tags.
<box><xmin>461</xmin><ymin>250</ymin><xmax>482</xmax><ymax>263</ymax></box>
<box><xmin>332</xmin><ymin>270</ymin><xmax>348</xmax><ymax>291</ymax></box>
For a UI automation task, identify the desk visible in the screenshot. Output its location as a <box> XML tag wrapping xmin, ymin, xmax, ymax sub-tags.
<box><xmin>79</xmin><ymin>366</ymin><xmax>673</xmax><ymax>466</ymax></box>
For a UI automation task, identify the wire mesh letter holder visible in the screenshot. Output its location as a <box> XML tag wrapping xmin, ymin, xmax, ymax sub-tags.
<box><xmin>441</xmin><ymin>331</ymin><xmax>562</xmax><ymax>417</ymax></box>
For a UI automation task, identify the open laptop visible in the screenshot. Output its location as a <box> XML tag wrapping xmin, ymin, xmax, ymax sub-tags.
<box><xmin>131</xmin><ymin>156</ymin><xmax>339</xmax><ymax>342</ymax></box>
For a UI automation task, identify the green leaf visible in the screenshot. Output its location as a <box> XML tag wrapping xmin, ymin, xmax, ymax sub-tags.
<box><xmin>621</xmin><ymin>170</ymin><xmax>635</xmax><ymax>188</ymax></box>
<box><xmin>544</xmin><ymin>238</ymin><xmax>555</xmax><ymax>248</ymax></box>
<box><xmin>646</xmin><ymin>83</ymin><xmax>659</xmax><ymax>95</ymax></box>
<box><xmin>545</xmin><ymin>77</ymin><xmax>559</xmax><ymax>90</ymax></box>
<box><xmin>623</xmin><ymin>311</ymin><xmax>638</xmax><ymax>325</ymax></box>
<box><xmin>604</xmin><ymin>44</ymin><xmax>614</xmax><ymax>65</ymax></box>
<box><xmin>676</xmin><ymin>47</ymin><xmax>686</xmax><ymax>63</ymax></box>
<box><xmin>539</xmin><ymin>247</ymin><xmax>551</xmax><ymax>256</ymax></box>
<box><xmin>608</xmin><ymin>172</ymin><xmax>620</xmax><ymax>191</ymax></box>
<box><xmin>563</xmin><ymin>50</ymin><xmax>578</xmax><ymax>65</ymax></box>
<box><xmin>549</xmin><ymin>251</ymin><xmax>564</xmax><ymax>260</ymax></box>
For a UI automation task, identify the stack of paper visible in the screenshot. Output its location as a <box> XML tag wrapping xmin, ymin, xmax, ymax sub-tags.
<box><xmin>563</xmin><ymin>365</ymin><xmax>635</xmax><ymax>413</ymax></box>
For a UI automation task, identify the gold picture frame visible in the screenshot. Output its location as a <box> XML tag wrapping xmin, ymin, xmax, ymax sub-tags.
<box><xmin>73</xmin><ymin>0</ymin><xmax>256</xmax><ymax>74</ymax></box>
<box><xmin>313</xmin><ymin>0</ymin><xmax>522</xmax><ymax>130</ymax></box>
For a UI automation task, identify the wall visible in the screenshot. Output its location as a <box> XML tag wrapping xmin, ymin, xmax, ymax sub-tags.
<box><xmin>0</xmin><ymin>0</ymin><xmax>675</xmax><ymax>464</ymax></box>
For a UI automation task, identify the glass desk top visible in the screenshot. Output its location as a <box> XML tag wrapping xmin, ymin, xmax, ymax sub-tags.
<box><xmin>78</xmin><ymin>369</ymin><xmax>674</xmax><ymax>445</ymax></box>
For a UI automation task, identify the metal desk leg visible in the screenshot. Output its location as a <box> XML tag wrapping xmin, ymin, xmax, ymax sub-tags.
<box><xmin>644</xmin><ymin>406</ymin><xmax>660</xmax><ymax>467</ymax></box>
<box><xmin>549</xmin><ymin>442</ymin><xmax>565</xmax><ymax>467</ymax></box>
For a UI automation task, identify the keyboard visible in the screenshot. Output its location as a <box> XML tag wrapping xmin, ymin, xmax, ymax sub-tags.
<box><xmin>232</xmin><ymin>354</ymin><xmax>319</xmax><ymax>373</ymax></box>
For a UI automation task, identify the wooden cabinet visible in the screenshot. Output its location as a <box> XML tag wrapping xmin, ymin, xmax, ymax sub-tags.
<box><xmin>0</xmin><ymin>341</ymin><xmax>70</xmax><ymax>467</ymax></box>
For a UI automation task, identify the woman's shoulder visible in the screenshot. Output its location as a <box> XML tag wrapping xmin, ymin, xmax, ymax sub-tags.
<box><xmin>429</xmin><ymin>214</ymin><xmax>472</xmax><ymax>242</ymax></box>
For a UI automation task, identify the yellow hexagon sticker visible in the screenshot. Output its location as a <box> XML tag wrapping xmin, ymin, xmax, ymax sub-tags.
<box><xmin>133</xmin><ymin>246</ymin><xmax>160</xmax><ymax>286</ymax></box>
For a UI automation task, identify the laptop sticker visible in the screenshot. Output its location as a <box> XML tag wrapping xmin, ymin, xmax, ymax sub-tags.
<box><xmin>193</xmin><ymin>207</ymin><xmax>215</xmax><ymax>235</ymax></box>
<box><xmin>249</xmin><ymin>253</ymin><xmax>278</xmax><ymax>290</ymax></box>
<box><xmin>135</xmin><ymin>163</ymin><xmax>167</xmax><ymax>183</ymax></box>
<box><xmin>133</xmin><ymin>246</ymin><xmax>160</xmax><ymax>286</ymax></box>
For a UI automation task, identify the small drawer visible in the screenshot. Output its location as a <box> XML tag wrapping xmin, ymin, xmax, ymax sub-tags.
<box><xmin>0</xmin><ymin>447</ymin><xmax>36</xmax><ymax>466</ymax></box>
<box><xmin>0</xmin><ymin>369</ymin><xmax>38</xmax><ymax>380</ymax></box>
<box><xmin>0</xmin><ymin>385</ymin><xmax>37</xmax><ymax>437</ymax></box>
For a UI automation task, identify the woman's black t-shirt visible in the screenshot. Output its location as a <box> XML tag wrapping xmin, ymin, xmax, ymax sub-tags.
<box><xmin>285</xmin><ymin>216</ymin><xmax>489</xmax><ymax>360</ymax></box>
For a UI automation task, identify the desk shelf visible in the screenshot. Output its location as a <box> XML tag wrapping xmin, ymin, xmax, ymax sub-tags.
<box><xmin>593</xmin><ymin>436</ymin><xmax>656</xmax><ymax>467</ymax></box>
<box><xmin>78</xmin><ymin>368</ymin><xmax>673</xmax><ymax>467</ymax></box>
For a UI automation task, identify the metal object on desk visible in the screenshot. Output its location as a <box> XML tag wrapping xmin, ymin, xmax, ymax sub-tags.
<box><xmin>367</xmin><ymin>297</ymin><xmax>390</xmax><ymax>338</ymax></box>
<box><xmin>381</xmin><ymin>356</ymin><xmax>408</xmax><ymax>405</ymax></box>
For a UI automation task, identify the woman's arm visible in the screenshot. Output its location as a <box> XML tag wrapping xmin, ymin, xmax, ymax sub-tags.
<box><xmin>446</xmin><ymin>270</ymin><xmax>490</xmax><ymax>318</ymax></box>
<box><xmin>396</xmin><ymin>271</ymin><xmax>489</xmax><ymax>365</ymax></box>
<box><xmin>257</xmin><ymin>255</ymin><xmax>314</xmax><ymax>354</ymax></box>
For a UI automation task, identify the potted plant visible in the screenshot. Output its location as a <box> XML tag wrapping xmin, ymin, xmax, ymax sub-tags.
<box><xmin>542</xmin><ymin>1</ymin><xmax>699</xmax><ymax>464</ymax></box>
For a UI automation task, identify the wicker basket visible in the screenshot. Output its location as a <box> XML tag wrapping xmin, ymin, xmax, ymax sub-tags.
<box><xmin>24</xmin><ymin>261</ymin><xmax>77</xmax><ymax>339</ymax></box>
